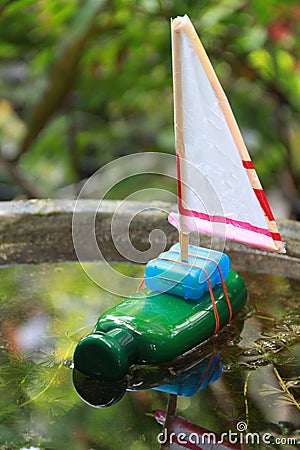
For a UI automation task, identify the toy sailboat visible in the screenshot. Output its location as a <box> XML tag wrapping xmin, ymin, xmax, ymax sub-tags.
<box><xmin>72</xmin><ymin>15</ymin><xmax>284</xmax><ymax>408</ymax></box>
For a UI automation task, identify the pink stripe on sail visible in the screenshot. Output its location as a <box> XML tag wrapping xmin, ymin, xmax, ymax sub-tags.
<box><xmin>168</xmin><ymin>213</ymin><xmax>279</xmax><ymax>252</ymax></box>
<box><xmin>178</xmin><ymin>203</ymin><xmax>276</xmax><ymax>239</ymax></box>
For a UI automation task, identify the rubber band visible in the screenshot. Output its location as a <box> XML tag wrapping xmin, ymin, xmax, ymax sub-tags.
<box><xmin>206</xmin><ymin>275</ymin><xmax>220</xmax><ymax>334</ymax></box>
<box><xmin>196</xmin><ymin>351</ymin><xmax>222</xmax><ymax>390</ymax></box>
<box><xmin>207</xmin><ymin>356</ymin><xmax>222</xmax><ymax>385</ymax></box>
<box><xmin>166</xmin><ymin>249</ymin><xmax>233</xmax><ymax>323</ymax></box>
<box><xmin>197</xmin><ymin>342</ymin><xmax>228</xmax><ymax>390</ymax></box>
<box><xmin>136</xmin><ymin>279</ymin><xmax>145</xmax><ymax>292</ymax></box>
<box><xmin>158</xmin><ymin>256</ymin><xmax>220</xmax><ymax>334</ymax></box>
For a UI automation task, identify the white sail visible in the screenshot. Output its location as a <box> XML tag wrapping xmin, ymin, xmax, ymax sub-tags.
<box><xmin>169</xmin><ymin>15</ymin><xmax>285</xmax><ymax>253</ymax></box>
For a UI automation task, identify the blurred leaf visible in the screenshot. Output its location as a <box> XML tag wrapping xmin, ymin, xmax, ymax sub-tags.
<box><xmin>0</xmin><ymin>100</ymin><xmax>26</xmax><ymax>146</ymax></box>
<box><xmin>237</xmin><ymin>27</ymin><xmax>267</xmax><ymax>53</ymax></box>
<box><xmin>248</xmin><ymin>48</ymin><xmax>275</xmax><ymax>79</ymax></box>
<box><xmin>17</xmin><ymin>0</ymin><xmax>107</xmax><ymax>160</ymax></box>
<box><xmin>200</xmin><ymin>0</ymin><xmax>247</xmax><ymax>27</ymax></box>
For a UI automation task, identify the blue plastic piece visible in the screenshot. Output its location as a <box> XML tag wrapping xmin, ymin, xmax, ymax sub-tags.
<box><xmin>144</xmin><ymin>243</ymin><xmax>230</xmax><ymax>300</ymax></box>
<box><xmin>153</xmin><ymin>354</ymin><xmax>222</xmax><ymax>396</ymax></box>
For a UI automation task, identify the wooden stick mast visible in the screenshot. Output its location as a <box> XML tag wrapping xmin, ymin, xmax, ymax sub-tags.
<box><xmin>171</xmin><ymin>18</ymin><xmax>189</xmax><ymax>261</ymax></box>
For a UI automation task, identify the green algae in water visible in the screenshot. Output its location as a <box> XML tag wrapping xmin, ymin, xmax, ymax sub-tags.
<box><xmin>0</xmin><ymin>263</ymin><xmax>299</xmax><ymax>449</ymax></box>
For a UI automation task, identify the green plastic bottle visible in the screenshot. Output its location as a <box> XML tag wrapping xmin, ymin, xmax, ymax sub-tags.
<box><xmin>73</xmin><ymin>270</ymin><xmax>246</xmax><ymax>382</ymax></box>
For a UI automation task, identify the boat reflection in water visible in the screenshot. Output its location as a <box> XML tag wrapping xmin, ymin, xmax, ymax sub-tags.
<box><xmin>72</xmin><ymin>349</ymin><xmax>224</xmax><ymax>408</ymax></box>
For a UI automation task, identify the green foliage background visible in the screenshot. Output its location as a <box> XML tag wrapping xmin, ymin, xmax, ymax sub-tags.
<box><xmin>0</xmin><ymin>0</ymin><xmax>299</xmax><ymax>215</ymax></box>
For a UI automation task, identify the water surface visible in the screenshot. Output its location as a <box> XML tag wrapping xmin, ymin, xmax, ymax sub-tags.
<box><xmin>0</xmin><ymin>263</ymin><xmax>299</xmax><ymax>449</ymax></box>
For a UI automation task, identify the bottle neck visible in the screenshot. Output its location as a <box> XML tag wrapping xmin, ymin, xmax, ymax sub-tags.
<box><xmin>74</xmin><ymin>327</ymin><xmax>138</xmax><ymax>381</ymax></box>
<box><xmin>105</xmin><ymin>328</ymin><xmax>138</xmax><ymax>363</ymax></box>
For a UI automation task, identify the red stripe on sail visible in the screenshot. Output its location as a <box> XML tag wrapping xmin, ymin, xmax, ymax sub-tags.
<box><xmin>269</xmin><ymin>233</ymin><xmax>282</xmax><ymax>241</ymax></box>
<box><xmin>242</xmin><ymin>160</ymin><xmax>254</xmax><ymax>169</ymax></box>
<box><xmin>253</xmin><ymin>188</ymin><xmax>275</xmax><ymax>221</ymax></box>
<box><xmin>242</xmin><ymin>163</ymin><xmax>281</xmax><ymax>238</ymax></box>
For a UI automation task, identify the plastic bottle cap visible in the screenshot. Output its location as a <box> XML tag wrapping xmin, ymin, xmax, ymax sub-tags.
<box><xmin>73</xmin><ymin>328</ymin><xmax>135</xmax><ymax>381</ymax></box>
